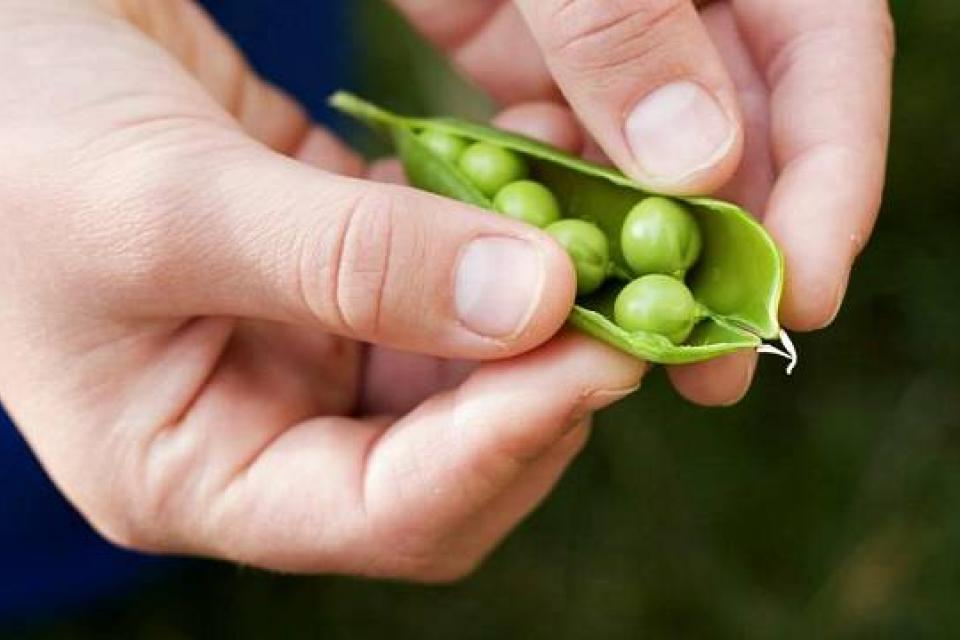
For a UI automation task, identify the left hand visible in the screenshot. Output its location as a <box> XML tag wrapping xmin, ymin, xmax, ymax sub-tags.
<box><xmin>0</xmin><ymin>0</ymin><xmax>643</xmax><ymax>580</ymax></box>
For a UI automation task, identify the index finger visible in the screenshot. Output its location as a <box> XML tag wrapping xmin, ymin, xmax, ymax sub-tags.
<box><xmin>735</xmin><ymin>0</ymin><xmax>895</xmax><ymax>330</ymax></box>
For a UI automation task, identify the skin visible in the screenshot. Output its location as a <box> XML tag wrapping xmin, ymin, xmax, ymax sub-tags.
<box><xmin>0</xmin><ymin>1</ymin><xmax>643</xmax><ymax>580</ymax></box>
<box><xmin>388</xmin><ymin>0</ymin><xmax>893</xmax><ymax>405</ymax></box>
<box><xmin>0</xmin><ymin>0</ymin><xmax>893</xmax><ymax>579</ymax></box>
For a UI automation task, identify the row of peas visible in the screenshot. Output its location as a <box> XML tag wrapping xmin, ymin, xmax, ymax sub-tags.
<box><xmin>419</xmin><ymin>131</ymin><xmax>707</xmax><ymax>345</ymax></box>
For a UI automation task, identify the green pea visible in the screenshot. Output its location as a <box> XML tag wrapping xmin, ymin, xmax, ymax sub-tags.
<box><xmin>613</xmin><ymin>275</ymin><xmax>700</xmax><ymax>344</ymax></box>
<box><xmin>493</xmin><ymin>180</ymin><xmax>562</xmax><ymax>228</ymax></box>
<box><xmin>545</xmin><ymin>219</ymin><xmax>609</xmax><ymax>296</ymax></box>
<box><xmin>621</xmin><ymin>197</ymin><xmax>702</xmax><ymax>277</ymax></box>
<box><xmin>458</xmin><ymin>142</ymin><xmax>528</xmax><ymax>197</ymax></box>
<box><xmin>418</xmin><ymin>130</ymin><xmax>468</xmax><ymax>164</ymax></box>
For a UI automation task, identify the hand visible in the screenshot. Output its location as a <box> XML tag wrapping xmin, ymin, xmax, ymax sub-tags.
<box><xmin>391</xmin><ymin>0</ymin><xmax>894</xmax><ymax>404</ymax></box>
<box><xmin>0</xmin><ymin>1</ymin><xmax>644</xmax><ymax>580</ymax></box>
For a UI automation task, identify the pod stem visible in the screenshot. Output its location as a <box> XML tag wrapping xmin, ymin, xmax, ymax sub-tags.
<box><xmin>329</xmin><ymin>91</ymin><xmax>399</xmax><ymax>132</ymax></box>
<box><xmin>757</xmin><ymin>329</ymin><xmax>798</xmax><ymax>375</ymax></box>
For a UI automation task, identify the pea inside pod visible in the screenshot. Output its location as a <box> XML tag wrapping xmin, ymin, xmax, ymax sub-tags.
<box><xmin>493</xmin><ymin>180</ymin><xmax>562</xmax><ymax>228</ymax></box>
<box><xmin>331</xmin><ymin>92</ymin><xmax>793</xmax><ymax>368</ymax></box>
<box><xmin>614</xmin><ymin>275</ymin><xmax>704</xmax><ymax>345</ymax></box>
<box><xmin>621</xmin><ymin>196</ymin><xmax>702</xmax><ymax>278</ymax></box>
<box><xmin>545</xmin><ymin>219</ymin><xmax>610</xmax><ymax>296</ymax></box>
<box><xmin>417</xmin><ymin>130</ymin><xmax>468</xmax><ymax>164</ymax></box>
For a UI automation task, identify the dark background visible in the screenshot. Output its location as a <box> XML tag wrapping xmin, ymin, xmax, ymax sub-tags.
<box><xmin>18</xmin><ymin>0</ymin><xmax>960</xmax><ymax>637</ymax></box>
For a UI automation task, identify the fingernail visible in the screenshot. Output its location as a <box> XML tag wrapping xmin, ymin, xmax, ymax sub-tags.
<box><xmin>581</xmin><ymin>384</ymin><xmax>641</xmax><ymax>413</ymax></box>
<box><xmin>455</xmin><ymin>236</ymin><xmax>543</xmax><ymax>337</ymax></box>
<box><xmin>626</xmin><ymin>81</ymin><xmax>735</xmax><ymax>183</ymax></box>
<box><xmin>564</xmin><ymin>385</ymin><xmax>639</xmax><ymax>434</ymax></box>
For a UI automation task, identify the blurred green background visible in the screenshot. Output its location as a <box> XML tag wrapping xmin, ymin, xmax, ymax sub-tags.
<box><xmin>23</xmin><ymin>1</ymin><xmax>960</xmax><ymax>638</ymax></box>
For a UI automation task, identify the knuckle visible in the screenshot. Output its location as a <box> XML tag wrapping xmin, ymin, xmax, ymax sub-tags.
<box><xmin>547</xmin><ymin>0</ymin><xmax>686</xmax><ymax>73</ymax></box>
<box><xmin>309</xmin><ymin>187</ymin><xmax>397</xmax><ymax>336</ymax></box>
<box><xmin>363</xmin><ymin>519</ymin><xmax>486</xmax><ymax>583</ymax></box>
<box><xmin>78</xmin><ymin>432</ymin><xmax>197</xmax><ymax>555</ymax></box>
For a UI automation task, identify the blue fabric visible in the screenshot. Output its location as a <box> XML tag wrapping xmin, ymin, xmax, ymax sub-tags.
<box><xmin>200</xmin><ymin>0</ymin><xmax>352</xmax><ymax>124</ymax></box>
<box><xmin>0</xmin><ymin>0</ymin><xmax>350</xmax><ymax>622</ymax></box>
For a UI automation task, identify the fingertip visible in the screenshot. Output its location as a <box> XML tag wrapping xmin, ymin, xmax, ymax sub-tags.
<box><xmin>366</xmin><ymin>158</ymin><xmax>407</xmax><ymax>185</ymax></box>
<box><xmin>779</xmin><ymin>263</ymin><xmax>851</xmax><ymax>332</ymax></box>
<box><xmin>295</xmin><ymin>128</ymin><xmax>366</xmax><ymax>177</ymax></box>
<box><xmin>492</xmin><ymin>102</ymin><xmax>584</xmax><ymax>153</ymax></box>
<box><xmin>763</xmin><ymin>174</ymin><xmax>858</xmax><ymax>332</ymax></box>
<box><xmin>667</xmin><ymin>351</ymin><xmax>757</xmax><ymax>407</ymax></box>
<box><xmin>534</xmin><ymin>330</ymin><xmax>649</xmax><ymax>394</ymax></box>
<box><xmin>497</xmin><ymin>230</ymin><xmax>579</xmax><ymax>354</ymax></box>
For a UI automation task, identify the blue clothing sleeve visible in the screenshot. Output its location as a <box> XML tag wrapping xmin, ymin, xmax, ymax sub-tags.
<box><xmin>0</xmin><ymin>0</ymin><xmax>350</xmax><ymax>621</ymax></box>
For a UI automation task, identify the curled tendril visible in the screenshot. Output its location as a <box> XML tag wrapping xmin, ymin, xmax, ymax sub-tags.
<box><xmin>757</xmin><ymin>330</ymin><xmax>798</xmax><ymax>375</ymax></box>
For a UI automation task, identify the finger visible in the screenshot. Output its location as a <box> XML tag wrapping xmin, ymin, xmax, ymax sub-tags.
<box><xmin>80</xmin><ymin>333</ymin><xmax>638</xmax><ymax>578</ymax></box>
<box><xmin>361</xmin><ymin>103</ymin><xmax>584</xmax><ymax>415</ymax></box>
<box><xmin>665</xmin><ymin>2</ymin><xmax>771</xmax><ymax>406</ymax></box>
<box><xmin>399</xmin><ymin>418</ymin><xmax>591</xmax><ymax>576</ymax></box>
<box><xmin>492</xmin><ymin>101</ymin><xmax>584</xmax><ymax>153</ymax></box>
<box><xmin>699</xmin><ymin>1</ymin><xmax>774</xmax><ymax>215</ymax></box>
<box><xmin>357</xmin><ymin>332</ymin><xmax>643</xmax><ymax>578</ymax></box>
<box><xmin>735</xmin><ymin>0</ymin><xmax>895</xmax><ymax>330</ymax></box>
<box><xmin>113</xmin><ymin>0</ymin><xmax>311</xmax><ymax>154</ymax></box>
<box><xmin>117</xmin><ymin>0</ymin><xmax>367</xmax><ymax>179</ymax></box>
<box><xmin>96</xmin><ymin>139</ymin><xmax>575</xmax><ymax>360</ymax></box>
<box><xmin>363</xmin><ymin>347</ymin><xmax>476</xmax><ymax>416</ymax></box>
<box><xmin>387</xmin><ymin>0</ymin><xmax>556</xmax><ymax>103</ymax></box>
<box><xmin>295</xmin><ymin>128</ymin><xmax>366</xmax><ymax>177</ymax></box>
<box><xmin>515</xmin><ymin>0</ymin><xmax>744</xmax><ymax>193</ymax></box>
<box><xmin>667</xmin><ymin>350</ymin><xmax>757</xmax><ymax>406</ymax></box>
<box><xmin>367</xmin><ymin>158</ymin><xmax>408</xmax><ymax>185</ymax></box>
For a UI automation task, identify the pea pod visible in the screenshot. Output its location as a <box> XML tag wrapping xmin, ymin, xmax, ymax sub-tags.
<box><xmin>331</xmin><ymin>92</ymin><xmax>796</xmax><ymax>369</ymax></box>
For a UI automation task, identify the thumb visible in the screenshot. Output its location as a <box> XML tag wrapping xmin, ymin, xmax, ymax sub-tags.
<box><xmin>515</xmin><ymin>0</ymin><xmax>743</xmax><ymax>194</ymax></box>
<box><xmin>136</xmin><ymin>141</ymin><xmax>576</xmax><ymax>360</ymax></box>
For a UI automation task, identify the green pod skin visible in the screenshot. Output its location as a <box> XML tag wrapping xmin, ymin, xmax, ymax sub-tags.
<box><xmin>418</xmin><ymin>130</ymin><xmax>468</xmax><ymax>164</ymax></box>
<box><xmin>457</xmin><ymin>142</ymin><xmax>528</xmax><ymax>197</ymax></box>
<box><xmin>621</xmin><ymin>197</ymin><xmax>702</xmax><ymax>278</ymax></box>
<box><xmin>545</xmin><ymin>219</ymin><xmax>610</xmax><ymax>296</ymax></box>
<box><xmin>614</xmin><ymin>275</ymin><xmax>703</xmax><ymax>345</ymax></box>
<box><xmin>330</xmin><ymin>92</ymin><xmax>786</xmax><ymax>365</ymax></box>
<box><xmin>494</xmin><ymin>180</ymin><xmax>562</xmax><ymax>228</ymax></box>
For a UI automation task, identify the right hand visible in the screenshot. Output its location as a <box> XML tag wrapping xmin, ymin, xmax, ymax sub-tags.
<box><xmin>390</xmin><ymin>0</ymin><xmax>894</xmax><ymax>405</ymax></box>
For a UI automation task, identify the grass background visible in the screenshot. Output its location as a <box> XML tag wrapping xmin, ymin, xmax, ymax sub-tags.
<box><xmin>21</xmin><ymin>0</ymin><xmax>960</xmax><ymax>637</ymax></box>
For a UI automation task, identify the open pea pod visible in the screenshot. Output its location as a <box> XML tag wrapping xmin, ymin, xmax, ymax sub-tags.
<box><xmin>331</xmin><ymin>92</ymin><xmax>795</xmax><ymax>369</ymax></box>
